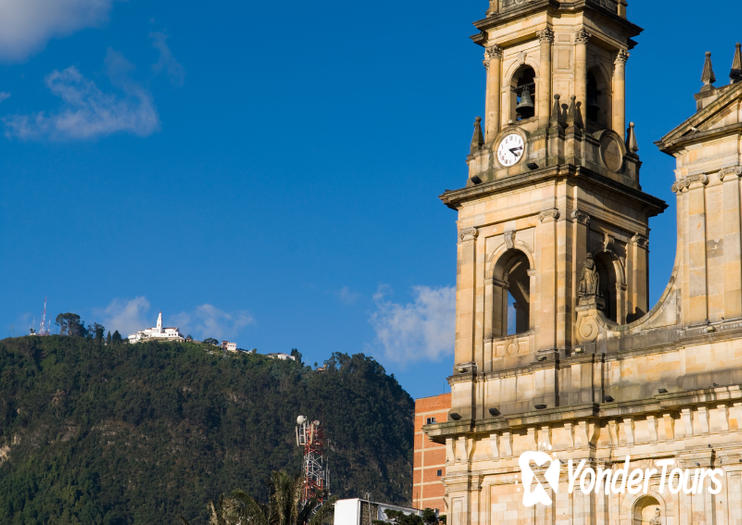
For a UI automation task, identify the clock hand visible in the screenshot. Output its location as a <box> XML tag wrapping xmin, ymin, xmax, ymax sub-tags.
<box><xmin>509</xmin><ymin>147</ymin><xmax>523</xmax><ymax>155</ymax></box>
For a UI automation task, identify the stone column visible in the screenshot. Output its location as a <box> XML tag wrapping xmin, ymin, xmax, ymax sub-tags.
<box><xmin>484</xmin><ymin>45</ymin><xmax>503</xmax><ymax>143</ymax></box>
<box><xmin>721</xmin><ymin>167</ymin><xmax>742</xmax><ymax>319</ymax></box>
<box><xmin>574</xmin><ymin>28</ymin><xmax>590</xmax><ymax>111</ymax></box>
<box><xmin>536</xmin><ymin>209</ymin><xmax>560</xmax><ymax>352</ymax></box>
<box><xmin>537</xmin><ymin>27</ymin><xmax>554</xmax><ymax>129</ymax></box>
<box><xmin>456</xmin><ymin>227</ymin><xmax>479</xmax><ymax>365</ymax></box>
<box><xmin>629</xmin><ymin>233</ymin><xmax>649</xmax><ymax>319</ymax></box>
<box><xmin>612</xmin><ymin>50</ymin><xmax>629</xmax><ymax>138</ymax></box>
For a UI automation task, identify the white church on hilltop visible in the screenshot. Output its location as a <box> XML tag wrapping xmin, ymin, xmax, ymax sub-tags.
<box><xmin>128</xmin><ymin>312</ymin><xmax>184</xmax><ymax>344</ymax></box>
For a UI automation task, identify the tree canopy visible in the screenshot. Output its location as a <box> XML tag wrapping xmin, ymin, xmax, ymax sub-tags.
<box><xmin>0</xmin><ymin>336</ymin><xmax>414</xmax><ymax>524</ymax></box>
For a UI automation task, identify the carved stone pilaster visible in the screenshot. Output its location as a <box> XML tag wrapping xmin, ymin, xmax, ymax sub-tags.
<box><xmin>615</xmin><ymin>49</ymin><xmax>630</xmax><ymax>65</ymax></box>
<box><xmin>672</xmin><ymin>173</ymin><xmax>709</xmax><ymax>193</ymax></box>
<box><xmin>537</xmin><ymin>27</ymin><xmax>554</xmax><ymax>44</ymax></box>
<box><xmin>485</xmin><ymin>44</ymin><xmax>503</xmax><ymax>61</ymax></box>
<box><xmin>460</xmin><ymin>227</ymin><xmax>479</xmax><ymax>242</ymax></box>
<box><xmin>575</xmin><ymin>28</ymin><xmax>592</xmax><ymax>44</ymax></box>
<box><xmin>538</xmin><ymin>208</ymin><xmax>560</xmax><ymax>223</ymax></box>
<box><xmin>720</xmin><ymin>166</ymin><xmax>742</xmax><ymax>181</ymax></box>
<box><xmin>570</xmin><ymin>209</ymin><xmax>591</xmax><ymax>225</ymax></box>
<box><xmin>630</xmin><ymin>233</ymin><xmax>649</xmax><ymax>249</ymax></box>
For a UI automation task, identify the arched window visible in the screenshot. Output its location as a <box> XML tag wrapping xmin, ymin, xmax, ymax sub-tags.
<box><xmin>493</xmin><ymin>249</ymin><xmax>531</xmax><ymax>337</ymax></box>
<box><xmin>632</xmin><ymin>495</ymin><xmax>662</xmax><ymax>524</ymax></box>
<box><xmin>586</xmin><ymin>68</ymin><xmax>610</xmax><ymax>129</ymax></box>
<box><xmin>594</xmin><ymin>252</ymin><xmax>617</xmax><ymax>322</ymax></box>
<box><xmin>510</xmin><ymin>65</ymin><xmax>536</xmax><ymax>121</ymax></box>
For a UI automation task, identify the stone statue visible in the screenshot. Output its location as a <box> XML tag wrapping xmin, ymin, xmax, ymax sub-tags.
<box><xmin>650</xmin><ymin>508</ymin><xmax>662</xmax><ymax>525</ymax></box>
<box><xmin>578</xmin><ymin>254</ymin><xmax>600</xmax><ymax>298</ymax></box>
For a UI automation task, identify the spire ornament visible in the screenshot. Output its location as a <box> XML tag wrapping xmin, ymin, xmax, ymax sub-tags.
<box><xmin>470</xmin><ymin>117</ymin><xmax>484</xmax><ymax>155</ymax></box>
<box><xmin>701</xmin><ymin>51</ymin><xmax>716</xmax><ymax>90</ymax></box>
<box><xmin>626</xmin><ymin>122</ymin><xmax>639</xmax><ymax>153</ymax></box>
<box><xmin>731</xmin><ymin>43</ymin><xmax>742</xmax><ymax>84</ymax></box>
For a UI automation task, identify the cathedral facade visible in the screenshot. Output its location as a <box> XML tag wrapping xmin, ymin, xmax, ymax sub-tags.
<box><xmin>425</xmin><ymin>1</ymin><xmax>742</xmax><ymax>523</ymax></box>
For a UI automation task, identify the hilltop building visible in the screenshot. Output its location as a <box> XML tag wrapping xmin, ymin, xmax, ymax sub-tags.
<box><xmin>424</xmin><ymin>1</ymin><xmax>742</xmax><ymax>523</ymax></box>
<box><xmin>221</xmin><ymin>341</ymin><xmax>238</xmax><ymax>352</ymax></box>
<box><xmin>128</xmin><ymin>312</ymin><xmax>184</xmax><ymax>344</ymax></box>
<box><xmin>413</xmin><ymin>394</ymin><xmax>450</xmax><ymax>514</ymax></box>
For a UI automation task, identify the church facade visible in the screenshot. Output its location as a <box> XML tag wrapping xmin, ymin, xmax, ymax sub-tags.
<box><xmin>424</xmin><ymin>1</ymin><xmax>742</xmax><ymax>523</ymax></box>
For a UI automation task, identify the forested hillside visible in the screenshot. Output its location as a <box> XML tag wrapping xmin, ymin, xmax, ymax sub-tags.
<box><xmin>0</xmin><ymin>336</ymin><xmax>413</xmax><ymax>524</ymax></box>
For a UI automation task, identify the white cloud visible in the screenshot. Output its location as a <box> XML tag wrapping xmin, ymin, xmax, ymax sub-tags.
<box><xmin>99</xmin><ymin>296</ymin><xmax>151</xmax><ymax>336</ymax></box>
<box><xmin>336</xmin><ymin>286</ymin><xmax>360</xmax><ymax>305</ymax></box>
<box><xmin>171</xmin><ymin>304</ymin><xmax>255</xmax><ymax>341</ymax></box>
<box><xmin>151</xmin><ymin>31</ymin><xmax>184</xmax><ymax>86</ymax></box>
<box><xmin>0</xmin><ymin>0</ymin><xmax>114</xmax><ymax>61</ymax></box>
<box><xmin>4</xmin><ymin>52</ymin><xmax>159</xmax><ymax>140</ymax></box>
<box><xmin>0</xmin><ymin>92</ymin><xmax>10</xmax><ymax>103</ymax></box>
<box><xmin>369</xmin><ymin>285</ymin><xmax>456</xmax><ymax>364</ymax></box>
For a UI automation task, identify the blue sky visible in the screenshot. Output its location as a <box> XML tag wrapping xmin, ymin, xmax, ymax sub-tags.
<box><xmin>0</xmin><ymin>0</ymin><xmax>739</xmax><ymax>399</ymax></box>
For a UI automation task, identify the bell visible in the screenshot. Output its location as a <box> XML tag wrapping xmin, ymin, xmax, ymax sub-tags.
<box><xmin>515</xmin><ymin>88</ymin><xmax>535</xmax><ymax>119</ymax></box>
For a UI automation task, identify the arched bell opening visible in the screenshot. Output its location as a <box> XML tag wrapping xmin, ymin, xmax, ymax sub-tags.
<box><xmin>594</xmin><ymin>251</ymin><xmax>618</xmax><ymax>322</ymax></box>
<box><xmin>586</xmin><ymin>67</ymin><xmax>611</xmax><ymax>130</ymax></box>
<box><xmin>493</xmin><ymin>249</ymin><xmax>531</xmax><ymax>337</ymax></box>
<box><xmin>510</xmin><ymin>65</ymin><xmax>536</xmax><ymax>122</ymax></box>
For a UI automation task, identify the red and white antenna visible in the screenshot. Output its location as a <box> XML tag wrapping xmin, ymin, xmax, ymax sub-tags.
<box><xmin>295</xmin><ymin>415</ymin><xmax>330</xmax><ymax>504</ymax></box>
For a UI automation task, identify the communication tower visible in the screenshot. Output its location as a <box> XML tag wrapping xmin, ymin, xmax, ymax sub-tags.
<box><xmin>39</xmin><ymin>298</ymin><xmax>50</xmax><ymax>336</ymax></box>
<box><xmin>295</xmin><ymin>415</ymin><xmax>330</xmax><ymax>504</ymax></box>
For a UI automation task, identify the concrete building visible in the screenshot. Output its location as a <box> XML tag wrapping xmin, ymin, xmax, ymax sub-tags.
<box><xmin>127</xmin><ymin>312</ymin><xmax>184</xmax><ymax>344</ymax></box>
<box><xmin>424</xmin><ymin>1</ymin><xmax>742</xmax><ymax>523</ymax></box>
<box><xmin>221</xmin><ymin>341</ymin><xmax>238</xmax><ymax>352</ymax></box>
<box><xmin>413</xmin><ymin>394</ymin><xmax>451</xmax><ymax>514</ymax></box>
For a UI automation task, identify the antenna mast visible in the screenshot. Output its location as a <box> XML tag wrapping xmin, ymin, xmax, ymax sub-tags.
<box><xmin>295</xmin><ymin>415</ymin><xmax>330</xmax><ymax>504</ymax></box>
<box><xmin>39</xmin><ymin>297</ymin><xmax>49</xmax><ymax>336</ymax></box>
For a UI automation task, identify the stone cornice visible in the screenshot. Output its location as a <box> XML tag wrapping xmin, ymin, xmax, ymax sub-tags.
<box><xmin>471</xmin><ymin>0</ymin><xmax>642</xmax><ymax>47</ymax></box>
<box><xmin>426</xmin><ymin>385</ymin><xmax>742</xmax><ymax>443</ymax></box>
<box><xmin>440</xmin><ymin>165</ymin><xmax>667</xmax><ymax>216</ymax></box>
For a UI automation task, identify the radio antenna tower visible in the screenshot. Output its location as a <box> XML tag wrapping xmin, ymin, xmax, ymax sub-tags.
<box><xmin>39</xmin><ymin>298</ymin><xmax>50</xmax><ymax>336</ymax></box>
<box><xmin>295</xmin><ymin>415</ymin><xmax>330</xmax><ymax>504</ymax></box>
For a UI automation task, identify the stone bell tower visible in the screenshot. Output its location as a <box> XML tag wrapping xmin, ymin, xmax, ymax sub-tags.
<box><xmin>440</xmin><ymin>0</ymin><xmax>666</xmax><ymax>423</ymax></box>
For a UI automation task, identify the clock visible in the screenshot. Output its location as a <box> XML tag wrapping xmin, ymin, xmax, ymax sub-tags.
<box><xmin>496</xmin><ymin>133</ymin><xmax>525</xmax><ymax>167</ymax></box>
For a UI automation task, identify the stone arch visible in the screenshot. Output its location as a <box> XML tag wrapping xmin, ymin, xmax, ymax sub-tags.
<box><xmin>586</xmin><ymin>65</ymin><xmax>612</xmax><ymax>130</ymax></box>
<box><xmin>508</xmin><ymin>64</ymin><xmax>537</xmax><ymax>122</ymax></box>
<box><xmin>593</xmin><ymin>250</ymin><xmax>625</xmax><ymax>323</ymax></box>
<box><xmin>491</xmin><ymin>248</ymin><xmax>532</xmax><ymax>336</ymax></box>
<box><xmin>631</xmin><ymin>494</ymin><xmax>664</xmax><ymax>524</ymax></box>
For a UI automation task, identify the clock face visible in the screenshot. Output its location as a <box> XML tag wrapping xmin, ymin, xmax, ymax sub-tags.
<box><xmin>497</xmin><ymin>133</ymin><xmax>525</xmax><ymax>167</ymax></box>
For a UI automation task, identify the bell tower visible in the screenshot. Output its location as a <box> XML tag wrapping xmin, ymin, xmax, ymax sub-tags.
<box><xmin>440</xmin><ymin>0</ymin><xmax>667</xmax><ymax>423</ymax></box>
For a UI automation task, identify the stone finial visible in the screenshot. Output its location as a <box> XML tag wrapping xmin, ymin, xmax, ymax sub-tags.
<box><xmin>626</xmin><ymin>122</ymin><xmax>639</xmax><ymax>153</ymax></box>
<box><xmin>701</xmin><ymin>51</ymin><xmax>716</xmax><ymax>89</ymax></box>
<box><xmin>470</xmin><ymin>117</ymin><xmax>484</xmax><ymax>154</ymax></box>
<box><xmin>731</xmin><ymin>43</ymin><xmax>742</xmax><ymax>84</ymax></box>
<box><xmin>550</xmin><ymin>94</ymin><xmax>563</xmax><ymax>126</ymax></box>
<box><xmin>566</xmin><ymin>96</ymin><xmax>583</xmax><ymax>129</ymax></box>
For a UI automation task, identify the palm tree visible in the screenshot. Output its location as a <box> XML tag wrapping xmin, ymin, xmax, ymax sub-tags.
<box><xmin>194</xmin><ymin>471</ymin><xmax>334</xmax><ymax>525</ymax></box>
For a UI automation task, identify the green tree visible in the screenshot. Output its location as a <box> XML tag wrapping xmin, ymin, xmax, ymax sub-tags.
<box><xmin>111</xmin><ymin>330</ymin><xmax>123</xmax><ymax>344</ymax></box>
<box><xmin>55</xmin><ymin>313</ymin><xmax>86</xmax><ymax>337</ymax></box>
<box><xmin>203</xmin><ymin>338</ymin><xmax>219</xmax><ymax>346</ymax></box>
<box><xmin>92</xmin><ymin>323</ymin><xmax>105</xmax><ymax>343</ymax></box>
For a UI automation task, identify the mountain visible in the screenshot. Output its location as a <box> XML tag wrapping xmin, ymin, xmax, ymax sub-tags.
<box><xmin>0</xmin><ymin>336</ymin><xmax>413</xmax><ymax>524</ymax></box>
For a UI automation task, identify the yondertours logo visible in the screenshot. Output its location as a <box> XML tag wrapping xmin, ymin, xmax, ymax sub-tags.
<box><xmin>518</xmin><ymin>452</ymin><xmax>724</xmax><ymax>507</ymax></box>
